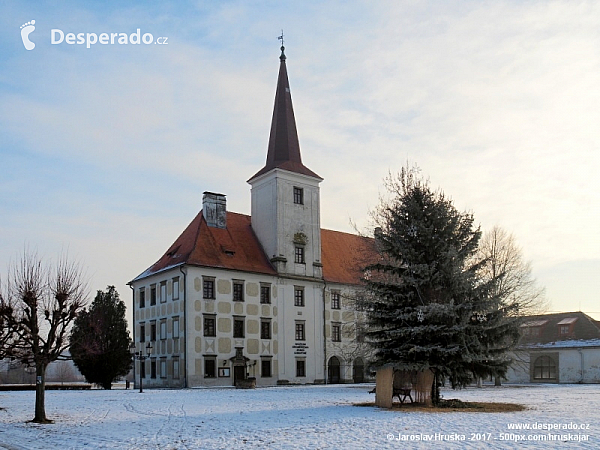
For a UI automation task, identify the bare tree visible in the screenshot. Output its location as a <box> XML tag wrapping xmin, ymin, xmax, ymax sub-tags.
<box><xmin>1</xmin><ymin>250</ymin><xmax>87</xmax><ymax>423</ymax></box>
<box><xmin>48</xmin><ymin>361</ymin><xmax>78</xmax><ymax>385</ymax></box>
<box><xmin>474</xmin><ymin>226</ymin><xmax>547</xmax><ymax>386</ymax></box>
<box><xmin>0</xmin><ymin>293</ymin><xmax>16</xmax><ymax>361</ymax></box>
<box><xmin>475</xmin><ymin>226</ymin><xmax>548</xmax><ymax>316</ymax></box>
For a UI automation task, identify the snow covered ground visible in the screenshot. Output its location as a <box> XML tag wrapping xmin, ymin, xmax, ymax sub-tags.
<box><xmin>0</xmin><ymin>383</ymin><xmax>597</xmax><ymax>449</ymax></box>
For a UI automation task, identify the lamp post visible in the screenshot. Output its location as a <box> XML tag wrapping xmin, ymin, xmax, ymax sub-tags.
<box><xmin>130</xmin><ymin>342</ymin><xmax>152</xmax><ymax>393</ymax></box>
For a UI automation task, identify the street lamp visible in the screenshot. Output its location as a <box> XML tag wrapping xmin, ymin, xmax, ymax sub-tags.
<box><xmin>130</xmin><ymin>342</ymin><xmax>153</xmax><ymax>393</ymax></box>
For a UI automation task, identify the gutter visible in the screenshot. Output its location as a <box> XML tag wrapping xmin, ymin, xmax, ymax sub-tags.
<box><xmin>323</xmin><ymin>281</ymin><xmax>327</xmax><ymax>385</ymax></box>
<box><xmin>578</xmin><ymin>349</ymin><xmax>584</xmax><ymax>383</ymax></box>
<box><xmin>129</xmin><ymin>283</ymin><xmax>136</xmax><ymax>387</ymax></box>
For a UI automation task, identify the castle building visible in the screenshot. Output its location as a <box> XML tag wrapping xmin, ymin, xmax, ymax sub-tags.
<box><xmin>129</xmin><ymin>45</ymin><xmax>375</xmax><ymax>388</ymax></box>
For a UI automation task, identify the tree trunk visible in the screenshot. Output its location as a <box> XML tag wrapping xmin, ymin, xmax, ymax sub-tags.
<box><xmin>495</xmin><ymin>376</ymin><xmax>502</xmax><ymax>386</ymax></box>
<box><xmin>33</xmin><ymin>363</ymin><xmax>51</xmax><ymax>423</ymax></box>
<box><xmin>431</xmin><ymin>370</ymin><xmax>440</xmax><ymax>405</ymax></box>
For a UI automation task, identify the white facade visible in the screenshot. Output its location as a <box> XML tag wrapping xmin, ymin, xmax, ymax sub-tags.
<box><xmin>129</xmin><ymin>48</ymin><xmax>372</xmax><ymax>388</ymax></box>
<box><xmin>506</xmin><ymin>343</ymin><xmax>600</xmax><ymax>384</ymax></box>
<box><xmin>130</xmin><ymin>263</ymin><xmax>368</xmax><ymax>388</ymax></box>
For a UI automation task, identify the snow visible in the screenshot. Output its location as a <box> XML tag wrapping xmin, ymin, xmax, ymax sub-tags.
<box><xmin>0</xmin><ymin>384</ymin><xmax>598</xmax><ymax>449</ymax></box>
<box><xmin>523</xmin><ymin>339</ymin><xmax>600</xmax><ymax>349</ymax></box>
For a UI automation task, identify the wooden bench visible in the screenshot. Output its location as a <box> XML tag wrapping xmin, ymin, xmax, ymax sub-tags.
<box><xmin>393</xmin><ymin>387</ymin><xmax>413</xmax><ymax>404</ymax></box>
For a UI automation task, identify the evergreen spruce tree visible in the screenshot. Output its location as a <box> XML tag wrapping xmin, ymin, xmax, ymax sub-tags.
<box><xmin>70</xmin><ymin>286</ymin><xmax>132</xmax><ymax>389</ymax></box>
<box><xmin>363</xmin><ymin>166</ymin><xmax>520</xmax><ymax>404</ymax></box>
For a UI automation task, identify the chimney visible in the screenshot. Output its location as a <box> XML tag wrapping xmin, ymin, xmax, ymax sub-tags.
<box><xmin>203</xmin><ymin>192</ymin><xmax>227</xmax><ymax>228</ymax></box>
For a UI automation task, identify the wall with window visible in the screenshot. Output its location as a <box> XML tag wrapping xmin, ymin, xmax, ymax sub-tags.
<box><xmin>131</xmin><ymin>269</ymin><xmax>185</xmax><ymax>388</ymax></box>
<box><xmin>249</xmin><ymin>169</ymin><xmax>323</xmax><ymax>279</ymax></box>
<box><xmin>323</xmin><ymin>284</ymin><xmax>372</xmax><ymax>383</ymax></box>
<box><xmin>506</xmin><ymin>347</ymin><xmax>600</xmax><ymax>384</ymax></box>
<box><xmin>183</xmin><ymin>267</ymin><xmax>280</xmax><ymax>388</ymax></box>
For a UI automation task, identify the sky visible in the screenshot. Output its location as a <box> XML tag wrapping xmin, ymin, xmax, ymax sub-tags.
<box><xmin>1</xmin><ymin>0</ymin><xmax>598</xmax><ymax>320</ymax></box>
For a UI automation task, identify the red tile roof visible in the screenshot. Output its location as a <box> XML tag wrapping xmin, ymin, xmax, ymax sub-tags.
<box><xmin>321</xmin><ymin>228</ymin><xmax>376</xmax><ymax>285</ymax></box>
<box><xmin>518</xmin><ymin>311</ymin><xmax>600</xmax><ymax>346</ymax></box>
<box><xmin>132</xmin><ymin>211</ymin><xmax>375</xmax><ymax>286</ymax></box>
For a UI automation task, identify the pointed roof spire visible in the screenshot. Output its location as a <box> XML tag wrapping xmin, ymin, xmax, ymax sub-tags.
<box><xmin>248</xmin><ymin>37</ymin><xmax>321</xmax><ymax>182</ymax></box>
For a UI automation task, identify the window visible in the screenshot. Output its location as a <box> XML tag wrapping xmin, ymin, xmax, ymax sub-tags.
<box><xmin>204</xmin><ymin>357</ymin><xmax>216</xmax><ymax>378</ymax></box>
<box><xmin>172</xmin><ymin>277</ymin><xmax>180</xmax><ymax>300</ymax></box>
<box><xmin>150</xmin><ymin>321</ymin><xmax>157</xmax><ymax>342</ymax></box>
<box><xmin>140</xmin><ymin>361</ymin><xmax>146</xmax><ymax>379</ymax></box>
<box><xmin>204</xmin><ymin>316</ymin><xmax>216</xmax><ymax>337</ymax></box>
<box><xmin>294</xmin><ymin>287</ymin><xmax>305</xmax><ymax>307</ymax></box>
<box><xmin>332</xmin><ymin>323</ymin><xmax>341</xmax><ymax>342</ymax></box>
<box><xmin>260</xmin><ymin>284</ymin><xmax>271</xmax><ymax>304</ymax></box>
<box><xmin>261</xmin><ymin>359</ymin><xmax>272</xmax><ymax>378</ymax></box>
<box><xmin>172</xmin><ymin>317</ymin><xmax>179</xmax><ymax>339</ymax></box>
<box><xmin>160</xmin><ymin>358</ymin><xmax>167</xmax><ymax>379</ymax></box>
<box><xmin>203</xmin><ymin>277</ymin><xmax>215</xmax><ymax>299</ymax></box>
<box><xmin>233</xmin><ymin>280</ymin><xmax>244</xmax><ymax>302</ymax></box>
<box><xmin>139</xmin><ymin>288</ymin><xmax>146</xmax><ymax>308</ymax></box>
<box><xmin>140</xmin><ymin>323</ymin><xmax>146</xmax><ymax>343</ymax></box>
<box><xmin>296</xmin><ymin>359</ymin><xmax>306</xmax><ymax>377</ymax></box>
<box><xmin>150</xmin><ymin>359</ymin><xmax>157</xmax><ymax>379</ymax></box>
<box><xmin>160</xmin><ymin>320</ymin><xmax>167</xmax><ymax>340</ymax></box>
<box><xmin>294</xmin><ymin>246</ymin><xmax>305</xmax><ymax>264</ymax></box>
<box><xmin>295</xmin><ymin>322</ymin><xmax>305</xmax><ymax>341</ymax></box>
<box><xmin>293</xmin><ymin>186</ymin><xmax>303</xmax><ymax>204</ymax></box>
<box><xmin>533</xmin><ymin>355</ymin><xmax>557</xmax><ymax>380</ymax></box>
<box><xmin>261</xmin><ymin>320</ymin><xmax>271</xmax><ymax>339</ymax></box>
<box><xmin>150</xmin><ymin>285</ymin><xmax>157</xmax><ymax>306</ymax></box>
<box><xmin>160</xmin><ymin>281</ymin><xmax>167</xmax><ymax>303</ymax></box>
<box><xmin>559</xmin><ymin>325</ymin><xmax>570</xmax><ymax>335</ymax></box>
<box><xmin>173</xmin><ymin>358</ymin><xmax>180</xmax><ymax>379</ymax></box>
<box><xmin>234</xmin><ymin>317</ymin><xmax>245</xmax><ymax>338</ymax></box>
<box><xmin>331</xmin><ymin>291</ymin><xmax>340</xmax><ymax>309</ymax></box>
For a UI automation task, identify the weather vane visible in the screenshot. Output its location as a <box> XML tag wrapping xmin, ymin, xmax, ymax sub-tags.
<box><xmin>278</xmin><ymin>29</ymin><xmax>286</xmax><ymax>60</ymax></box>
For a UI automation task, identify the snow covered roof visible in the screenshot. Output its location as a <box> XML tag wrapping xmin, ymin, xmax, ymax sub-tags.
<box><xmin>556</xmin><ymin>317</ymin><xmax>578</xmax><ymax>325</ymax></box>
<box><xmin>523</xmin><ymin>338</ymin><xmax>600</xmax><ymax>349</ymax></box>
<box><xmin>521</xmin><ymin>320</ymin><xmax>548</xmax><ymax>327</ymax></box>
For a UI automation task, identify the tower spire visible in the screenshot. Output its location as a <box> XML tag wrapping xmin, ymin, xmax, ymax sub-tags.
<box><xmin>248</xmin><ymin>37</ymin><xmax>321</xmax><ymax>182</ymax></box>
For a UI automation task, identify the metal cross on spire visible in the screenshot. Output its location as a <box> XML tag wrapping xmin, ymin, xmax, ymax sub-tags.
<box><xmin>278</xmin><ymin>30</ymin><xmax>286</xmax><ymax>60</ymax></box>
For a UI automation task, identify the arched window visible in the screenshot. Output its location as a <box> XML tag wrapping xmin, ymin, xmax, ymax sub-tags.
<box><xmin>533</xmin><ymin>355</ymin><xmax>557</xmax><ymax>380</ymax></box>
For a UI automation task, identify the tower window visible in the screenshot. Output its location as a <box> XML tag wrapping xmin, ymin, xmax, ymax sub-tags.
<box><xmin>294</xmin><ymin>287</ymin><xmax>305</xmax><ymax>307</ymax></box>
<box><xmin>295</xmin><ymin>322</ymin><xmax>305</xmax><ymax>341</ymax></box>
<box><xmin>294</xmin><ymin>247</ymin><xmax>305</xmax><ymax>264</ymax></box>
<box><xmin>293</xmin><ymin>187</ymin><xmax>304</xmax><ymax>205</ymax></box>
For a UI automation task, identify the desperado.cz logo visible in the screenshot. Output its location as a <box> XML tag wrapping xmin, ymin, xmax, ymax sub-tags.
<box><xmin>20</xmin><ymin>19</ymin><xmax>168</xmax><ymax>50</ymax></box>
<box><xmin>52</xmin><ymin>28</ymin><xmax>168</xmax><ymax>48</ymax></box>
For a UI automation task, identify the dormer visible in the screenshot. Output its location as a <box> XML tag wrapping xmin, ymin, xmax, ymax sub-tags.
<box><xmin>557</xmin><ymin>317</ymin><xmax>578</xmax><ymax>338</ymax></box>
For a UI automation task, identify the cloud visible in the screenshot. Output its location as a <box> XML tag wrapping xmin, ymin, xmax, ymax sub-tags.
<box><xmin>1</xmin><ymin>0</ymin><xmax>599</xmax><ymax>318</ymax></box>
